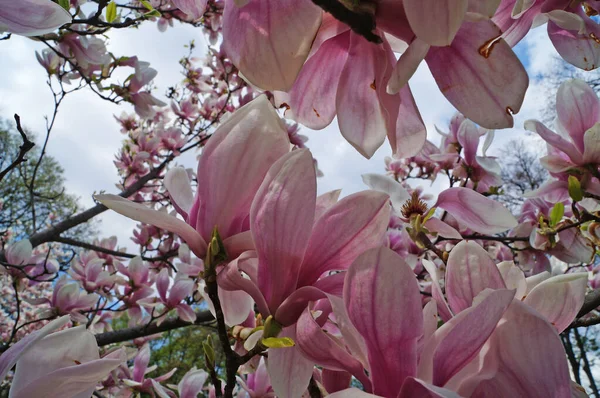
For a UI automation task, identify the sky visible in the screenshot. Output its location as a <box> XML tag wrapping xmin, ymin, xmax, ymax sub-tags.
<box><xmin>0</xmin><ymin>19</ymin><xmax>565</xmax><ymax>252</ymax></box>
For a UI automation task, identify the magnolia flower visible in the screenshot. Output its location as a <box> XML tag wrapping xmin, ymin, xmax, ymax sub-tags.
<box><xmin>152</xmin><ymin>366</ymin><xmax>209</xmax><ymax>398</ymax></box>
<box><xmin>120</xmin><ymin>344</ymin><xmax>177</xmax><ymax>397</ymax></box>
<box><xmin>0</xmin><ymin>0</ymin><xmax>71</xmax><ymax>36</ymax></box>
<box><xmin>224</xmin><ymin>2</ymin><xmax>528</xmax><ymax>158</ymax></box>
<box><xmin>138</xmin><ymin>268</ymin><xmax>196</xmax><ymax>324</ymax></box>
<box><xmin>493</xmin><ymin>0</ymin><xmax>600</xmax><ymax>70</ymax></box>
<box><xmin>1</xmin><ymin>316</ymin><xmax>126</xmax><ymax>398</ymax></box>
<box><xmin>294</xmin><ymin>247</ymin><xmax>573</xmax><ymax>397</ymax></box>
<box><xmin>34</xmin><ymin>275</ymin><xmax>99</xmax><ymax>323</ymax></box>
<box><xmin>171</xmin><ymin>0</ymin><xmax>208</xmax><ymax>19</ymax></box>
<box><xmin>424</xmin><ymin>240</ymin><xmax>588</xmax><ymax>332</ymax></box>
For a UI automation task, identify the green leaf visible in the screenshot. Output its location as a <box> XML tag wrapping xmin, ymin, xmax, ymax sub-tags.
<box><xmin>58</xmin><ymin>0</ymin><xmax>70</xmax><ymax>11</ymax></box>
<box><xmin>549</xmin><ymin>202</ymin><xmax>564</xmax><ymax>228</ymax></box>
<box><xmin>568</xmin><ymin>175</ymin><xmax>584</xmax><ymax>202</ymax></box>
<box><xmin>144</xmin><ymin>9</ymin><xmax>161</xmax><ymax>17</ymax></box>
<box><xmin>203</xmin><ymin>335</ymin><xmax>215</xmax><ymax>367</ymax></box>
<box><xmin>140</xmin><ymin>0</ymin><xmax>154</xmax><ymax>10</ymax></box>
<box><xmin>262</xmin><ymin>337</ymin><xmax>295</xmax><ymax>348</ymax></box>
<box><xmin>106</xmin><ymin>1</ymin><xmax>117</xmax><ymax>23</ymax></box>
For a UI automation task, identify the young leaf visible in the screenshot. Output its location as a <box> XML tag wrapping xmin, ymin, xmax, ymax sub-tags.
<box><xmin>549</xmin><ymin>202</ymin><xmax>564</xmax><ymax>228</ymax></box>
<box><xmin>262</xmin><ymin>337</ymin><xmax>295</xmax><ymax>348</ymax></box>
<box><xmin>568</xmin><ymin>175</ymin><xmax>583</xmax><ymax>202</ymax></box>
<box><xmin>106</xmin><ymin>1</ymin><xmax>117</xmax><ymax>23</ymax></box>
<box><xmin>58</xmin><ymin>0</ymin><xmax>70</xmax><ymax>11</ymax></box>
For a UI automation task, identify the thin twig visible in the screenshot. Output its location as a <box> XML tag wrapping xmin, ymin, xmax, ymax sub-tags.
<box><xmin>0</xmin><ymin>115</ymin><xmax>35</xmax><ymax>183</ymax></box>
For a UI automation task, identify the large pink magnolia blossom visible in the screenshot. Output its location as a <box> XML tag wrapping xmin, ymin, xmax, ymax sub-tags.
<box><xmin>119</xmin><ymin>343</ymin><xmax>176</xmax><ymax>397</ymax></box>
<box><xmin>424</xmin><ymin>240</ymin><xmax>588</xmax><ymax>331</ymax></box>
<box><xmin>526</xmin><ymin>79</ymin><xmax>600</xmax><ymax>176</ymax></box>
<box><xmin>96</xmin><ymin>95</ymin><xmax>291</xmax><ymax>259</ymax></box>
<box><xmin>0</xmin><ymin>316</ymin><xmax>126</xmax><ymax>398</ymax></box>
<box><xmin>223</xmin><ymin>2</ymin><xmax>528</xmax><ymax>158</ymax></box>
<box><xmin>295</xmin><ymin>247</ymin><xmax>573</xmax><ymax>397</ymax></box>
<box><xmin>493</xmin><ymin>0</ymin><xmax>600</xmax><ymax>70</ymax></box>
<box><xmin>218</xmin><ymin>149</ymin><xmax>391</xmax><ymax>326</ymax></box>
<box><xmin>0</xmin><ymin>0</ymin><xmax>71</xmax><ymax>36</ymax></box>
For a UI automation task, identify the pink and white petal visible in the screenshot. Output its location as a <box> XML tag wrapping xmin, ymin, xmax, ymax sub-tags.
<box><xmin>457</xmin><ymin>120</ymin><xmax>480</xmax><ymax>166</ymax></box>
<box><xmin>222</xmin><ymin>231</ymin><xmax>255</xmax><ymax>259</ymax></box>
<box><xmin>445</xmin><ymin>241</ymin><xmax>506</xmax><ymax>313</ymax></box>
<box><xmin>336</xmin><ymin>34</ymin><xmax>389</xmax><ymax>159</ymax></box>
<box><xmin>417</xmin><ymin>289</ymin><xmax>514</xmax><ymax>385</ymax></box>
<box><xmin>296</xmin><ymin>308</ymin><xmax>372</xmax><ymax>391</ymax></box>
<box><xmin>195</xmin><ymin>95</ymin><xmax>290</xmax><ymax>241</ymax></box>
<box><xmin>435</xmin><ymin>187</ymin><xmax>517</xmax><ymax>234</ymax></box>
<box><xmin>328</xmin><ymin>388</ymin><xmax>380</xmax><ymax>398</ymax></box>
<box><xmin>156</xmin><ymin>269</ymin><xmax>170</xmax><ymax>303</ymax></box>
<box><xmin>322</xmin><ymin>369</ymin><xmax>352</xmax><ymax>394</ymax></box>
<box><xmin>583</xmin><ymin>123</ymin><xmax>600</xmax><ymax>164</ymax></box>
<box><xmin>176</xmin><ymin>304</ymin><xmax>197</xmax><ymax>323</ymax></box>
<box><xmin>424</xmin><ymin>218</ymin><xmax>462</xmax><ymax>240</ymax></box>
<box><xmin>497</xmin><ymin>261</ymin><xmax>527</xmax><ymax>300</ymax></box>
<box><xmin>361</xmin><ymin>173</ymin><xmax>409</xmax><ymax>212</ymax></box>
<box><xmin>11</xmin><ymin>348</ymin><xmax>126</xmax><ymax>398</ymax></box>
<box><xmin>288</xmin><ymin>32</ymin><xmax>350</xmax><ymax>130</ymax></box>
<box><xmin>171</xmin><ymin>0</ymin><xmax>207</xmax><ymax>19</ymax></box>
<box><xmin>524</xmin><ymin>119</ymin><xmax>582</xmax><ymax>162</ymax></box>
<box><xmin>164</xmin><ymin>167</ymin><xmax>194</xmax><ymax>218</ymax></box>
<box><xmin>5</xmin><ymin>240</ymin><xmax>33</xmax><ymax>266</ymax></box>
<box><xmin>468</xmin><ymin>0</ymin><xmax>501</xmax><ymax>18</ymax></box>
<box><xmin>274</xmin><ymin>286</ymin><xmax>328</xmax><ymax>327</ymax></box>
<box><xmin>491</xmin><ymin>0</ymin><xmax>540</xmax><ymax>46</ymax></box>
<box><xmin>222</xmin><ymin>0</ymin><xmax>322</xmax><ymax>91</ymax></box>
<box><xmin>266</xmin><ymin>327</ymin><xmax>314</xmax><ymax>398</ymax></box>
<box><xmin>419</xmin><ymin>301</ymin><xmax>439</xmax><ymax>354</ymax></box>
<box><xmin>328</xmin><ymin>295</ymin><xmax>369</xmax><ymax>369</ymax></box>
<box><xmin>0</xmin><ymin>0</ymin><xmax>71</xmax><ymax>36</ymax></box>
<box><xmin>457</xmin><ymin>300</ymin><xmax>571</xmax><ymax>397</ymax></box>
<box><xmin>344</xmin><ymin>247</ymin><xmax>422</xmax><ymax>397</ymax></box>
<box><xmin>387</xmin><ymin>38</ymin><xmax>430</xmax><ymax>95</ymax></box>
<box><xmin>219</xmin><ymin>288</ymin><xmax>254</xmax><ymax>327</ymax></box>
<box><xmin>315</xmin><ymin>190</ymin><xmax>342</xmax><ymax>221</ymax></box>
<box><xmin>426</xmin><ymin>19</ymin><xmax>528</xmax><ymax>129</ymax></box>
<box><xmin>403</xmin><ymin>0</ymin><xmax>468</xmax><ymax>46</ymax></box>
<box><xmin>217</xmin><ymin>252</ymin><xmax>270</xmax><ymax>318</ymax></box>
<box><xmin>524</xmin><ymin>273</ymin><xmax>588</xmax><ymax>333</ymax></box>
<box><xmin>555</xmin><ymin>79</ymin><xmax>600</xmax><ymax>151</ymax></box>
<box><xmin>548</xmin><ymin>9</ymin><xmax>600</xmax><ymax>72</ymax></box>
<box><xmin>392</xmin><ymin>84</ymin><xmax>427</xmax><ymax>158</ymax></box>
<box><xmin>298</xmin><ymin>191</ymin><xmax>390</xmax><ymax>287</ymax></box>
<box><xmin>251</xmin><ymin>149</ymin><xmax>316</xmax><ymax>312</ymax></box>
<box><xmin>550</xmin><ymin>228</ymin><xmax>595</xmax><ymax>264</ymax></box>
<box><xmin>422</xmin><ymin>259</ymin><xmax>453</xmax><ymax>322</ymax></box>
<box><xmin>398</xmin><ymin>378</ymin><xmax>462</xmax><ymax>398</ymax></box>
<box><xmin>94</xmin><ymin>194</ymin><xmax>207</xmax><ymax>258</ymax></box>
<box><xmin>168</xmin><ymin>279</ymin><xmax>195</xmax><ymax>306</ymax></box>
<box><xmin>0</xmin><ymin>316</ymin><xmax>70</xmax><ymax>381</ymax></box>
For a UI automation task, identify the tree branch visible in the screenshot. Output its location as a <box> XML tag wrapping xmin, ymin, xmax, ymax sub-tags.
<box><xmin>53</xmin><ymin>236</ymin><xmax>178</xmax><ymax>262</ymax></box>
<box><xmin>311</xmin><ymin>0</ymin><xmax>381</xmax><ymax>43</ymax></box>
<box><xmin>0</xmin><ymin>115</ymin><xmax>35</xmax><ymax>183</ymax></box>
<box><xmin>577</xmin><ymin>289</ymin><xmax>600</xmax><ymax>319</ymax></box>
<box><xmin>95</xmin><ymin>309</ymin><xmax>214</xmax><ymax>346</ymax></box>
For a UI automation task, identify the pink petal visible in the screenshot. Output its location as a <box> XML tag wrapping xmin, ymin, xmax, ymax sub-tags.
<box><xmin>435</xmin><ymin>187</ymin><xmax>517</xmax><ymax>234</ymax></box>
<box><xmin>551</xmin><ymin>228</ymin><xmax>595</xmax><ymax>264</ymax></box>
<box><xmin>178</xmin><ymin>368</ymin><xmax>209</xmax><ymax>398</ymax></box>
<box><xmin>548</xmin><ymin>8</ymin><xmax>600</xmax><ymax>72</ymax></box>
<box><xmin>497</xmin><ymin>261</ymin><xmax>527</xmax><ymax>300</ymax></box>
<box><xmin>387</xmin><ymin>38</ymin><xmax>430</xmax><ymax>95</ymax></box>
<box><xmin>5</xmin><ymin>240</ymin><xmax>33</xmax><ymax>266</ymax></box>
<box><xmin>266</xmin><ymin>327</ymin><xmax>314</xmax><ymax>398</ymax></box>
<box><xmin>424</xmin><ymin>218</ymin><xmax>462</xmax><ymax>240</ymax></box>
<box><xmin>328</xmin><ymin>388</ymin><xmax>378</xmax><ymax>398</ymax></box>
<box><xmin>0</xmin><ymin>0</ymin><xmax>71</xmax><ymax>36</ymax></box>
<box><xmin>583</xmin><ymin>123</ymin><xmax>600</xmax><ymax>164</ymax></box>
<box><xmin>296</xmin><ymin>308</ymin><xmax>372</xmax><ymax>390</ymax></box>
<box><xmin>315</xmin><ymin>189</ymin><xmax>342</xmax><ymax>220</ymax></box>
<box><xmin>164</xmin><ymin>167</ymin><xmax>194</xmax><ymax>218</ymax></box>
<box><xmin>0</xmin><ymin>316</ymin><xmax>70</xmax><ymax>381</ymax></box>
<box><xmin>468</xmin><ymin>0</ymin><xmax>501</xmax><ymax>18</ymax></box>
<box><xmin>274</xmin><ymin>286</ymin><xmax>328</xmax><ymax>327</ymax></box>
<box><xmin>251</xmin><ymin>149</ymin><xmax>316</xmax><ymax>312</ymax></box>
<box><xmin>94</xmin><ymin>194</ymin><xmax>207</xmax><ymax>258</ymax></box>
<box><xmin>288</xmin><ymin>31</ymin><xmax>350</xmax><ymax>130</ymax></box>
<box><xmin>445</xmin><ymin>241</ymin><xmax>506</xmax><ymax>313</ymax></box>
<box><xmin>171</xmin><ymin>0</ymin><xmax>207</xmax><ymax>19</ymax></box>
<box><xmin>176</xmin><ymin>304</ymin><xmax>197</xmax><ymax>323</ymax></box>
<box><xmin>456</xmin><ymin>120</ymin><xmax>480</xmax><ymax>166</ymax></box>
<box><xmin>555</xmin><ymin>79</ymin><xmax>600</xmax><ymax>152</ymax></box>
<box><xmin>336</xmin><ymin>34</ymin><xmax>389</xmax><ymax>158</ymax></box>
<box><xmin>417</xmin><ymin>289</ymin><xmax>514</xmax><ymax>385</ymax></box>
<box><xmin>458</xmin><ymin>300</ymin><xmax>571</xmax><ymax>397</ymax></box>
<box><xmin>426</xmin><ymin>19</ymin><xmax>528</xmax><ymax>129</ymax></box>
<box><xmin>222</xmin><ymin>231</ymin><xmax>255</xmax><ymax>259</ymax></box>
<box><xmin>222</xmin><ymin>0</ymin><xmax>322</xmax><ymax>91</ymax></box>
<box><xmin>403</xmin><ymin>0</ymin><xmax>468</xmax><ymax>46</ymax></box>
<box><xmin>168</xmin><ymin>279</ymin><xmax>195</xmax><ymax>306</ymax></box>
<box><xmin>422</xmin><ymin>259</ymin><xmax>453</xmax><ymax>322</ymax></box>
<box><xmin>194</xmin><ymin>95</ymin><xmax>290</xmax><ymax>241</ymax></box>
<box><xmin>156</xmin><ymin>269</ymin><xmax>170</xmax><ymax>303</ymax></box>
<box><xmin>219</xmin><ymin>288</ymin><xmax>254</xmax><ymax>326</ymax></box>
<box><xmin>491</xmin><ymin>0</ymin><xmax>539</xmax><ymax>46</ymax></box>
<box><xmin>298</xmin><ymin>191</ymin><xmax>390</xmax><ymax>287</ymax></box>
<box><xmin>322</xmin><ymin>370</ymin><xmax>352</xmax><ymax>394</ymax></box>
<box><xmin>344</xmin><ymin>247</ymin><xmax>422</xmax><ymax>397</ymax></box>
<box><xmin>361</xmin><ymin>173</ymin><xmax>410</xmax><ymax>212</ymax></box>
<box><xmin>524</xmin><ymin>273</ymin><xmax>588</xmax><ymax>333</ymax></box>
<box><xmin>392</xmin><ymin>84</ymin><xmax>427</xmax><ymax>158</ymax></box>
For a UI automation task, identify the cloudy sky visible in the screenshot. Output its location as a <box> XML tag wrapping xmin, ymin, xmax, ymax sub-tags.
<box><xmin>0</xmin><ymin>19</ymin><xmax>565</xmax><ymax>251</ymax></box>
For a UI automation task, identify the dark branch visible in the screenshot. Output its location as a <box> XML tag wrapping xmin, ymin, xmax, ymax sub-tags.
<box><xmin>311</xmin><ymin>0</ymin><xmax>381</xmax><ymax>43</ymax></box>
<box><xmin>95</xmin><ymin>310</ymin><xmax>214</xmax><ymax>346</ymax></box>
<box><xmin>0</xmin><ymin>115</ymin><xmax>35</xmax><ymax>183</ymax></box>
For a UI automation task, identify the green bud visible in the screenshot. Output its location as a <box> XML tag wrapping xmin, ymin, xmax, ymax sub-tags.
<box><xmin>203</xmin><ymin>335</ymin><xmax>215</xmax><ymax>368</ymax></box>
<box><xmin>568</xmin><ymin>175</ymin><xmax>584</xmax><ymax>202</ymax></box>
<box><xmin>262</xmin><ymin>337</ymin><xmax>295</xmax><ymax>348</ymax></box>
<box><xmin>106</xmin><ymin>1</ymin><xmax>117</xmax><ymax>23</ymax></box>
<box><xmin>262</xmin><ymin>315</ymin><xmax>283</xmax><ymax>339</ymax></box>
<box><xmin>549</xmin><ymin>202</ymin><xmax>564</xmax><ymax>228</ymax></box>
<box><xmin>58</xmin><ymin>0</ymin><xmax>70</xmax><ymax>11</ymax></box>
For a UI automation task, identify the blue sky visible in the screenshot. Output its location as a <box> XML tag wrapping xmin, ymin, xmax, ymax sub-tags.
<box><xmin>0</xmin><ymin>21</ymin><xmax>561</xmax><ymax>251</ymax></box>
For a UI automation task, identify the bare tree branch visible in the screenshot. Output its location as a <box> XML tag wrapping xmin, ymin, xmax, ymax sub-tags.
<box><xmin>0</xmin><ymin>115</ymin><xmax>35</xmax><ymax>183</ymax></box>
